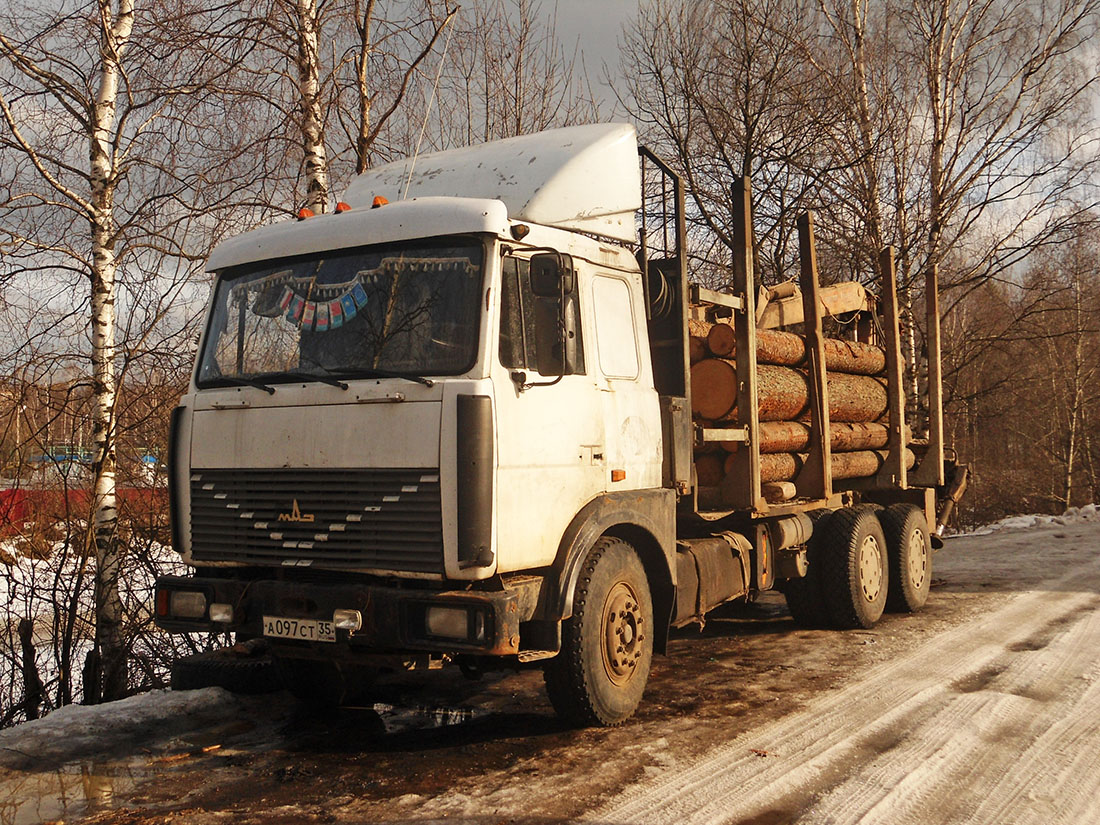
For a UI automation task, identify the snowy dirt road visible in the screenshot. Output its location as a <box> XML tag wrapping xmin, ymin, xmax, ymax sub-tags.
<box><xmin>2</xmin><ymin>518</ymin><xmax>1099</xmax><ymax>825</ymax></box>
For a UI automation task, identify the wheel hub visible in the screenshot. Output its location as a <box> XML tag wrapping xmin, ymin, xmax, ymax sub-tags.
<box><xmin>602</xmin><ymin>581</ymin><xmax>643</xmax><ymax>686</ymax></box>
<box><xmin>908</xmin><ymin>529</ymin><xmax>928</xmax><ymax>588</ymax></box>
<box><xmin>858</xmin><ymin>534</ymin><xmax>883</xmax><ymax>602</ymax></box>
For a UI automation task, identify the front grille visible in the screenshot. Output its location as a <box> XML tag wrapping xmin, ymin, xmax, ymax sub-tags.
<box><xmin>189</xmin><ymin>468</ymin><xmax>443</xmax><ymax>573</ymax></box>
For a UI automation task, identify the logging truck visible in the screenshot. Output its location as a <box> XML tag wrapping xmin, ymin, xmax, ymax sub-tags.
<box><xmin>155</xmin><ymin>124</ymin><xmax>968</xmax><ymax>725</ymax></box>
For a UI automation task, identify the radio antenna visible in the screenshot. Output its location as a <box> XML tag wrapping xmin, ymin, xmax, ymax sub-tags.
<box><xmin>403</xmin><ymin>9</ymin><xmax>458</xmax><ymax>200</ymax></box>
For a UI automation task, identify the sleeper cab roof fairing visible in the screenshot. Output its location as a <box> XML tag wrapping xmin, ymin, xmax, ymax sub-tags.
<box><xmin>343</xmin><ymin>123</ymin><xmax>642</xmax><ymax>245</ymax></box>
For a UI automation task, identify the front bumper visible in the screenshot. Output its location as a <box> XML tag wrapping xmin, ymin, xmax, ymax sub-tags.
<box><xmin>155</xmin><ymin>575</ymin><xmax>526</xmax><ymax>656</ymax></box>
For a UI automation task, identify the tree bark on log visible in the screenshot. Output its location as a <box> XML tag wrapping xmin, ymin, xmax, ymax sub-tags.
<box><xmin>723</xmin><ymin>421</ymin><xmax>894</xmax><ymax>454</ymax></box>
<box><xmin>756</xmin><ymin>329</ymin><xmax>885</xmax><ymax>375</ymax></box>
<box><xmin>691</xmin><ymin>361</ymin><xmax>888</xmax><ymax>423</ymax></box>
<box><xmin>701</xmin><ymin>324</ymin><xmax>885</xmax><ymax>375</ymax></box>
<box><xmin>758</xmin><ymin>448</ymin><xmax>915</xmax><ymax>483</ymax></box>
<box><xmin>754</xmin><ymin>365</ymin><xmax>887</xmax><ymax>422</ymax></box>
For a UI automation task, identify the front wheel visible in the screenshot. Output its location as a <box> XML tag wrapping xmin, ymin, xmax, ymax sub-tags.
<box><xmin>782</xmin><ymin>509</ymin><xmax>833</xmax><ymax>627</ymax></box>
<box><xmin>544</xmin><ymin>536</ymin><xmax>653</xmax><ymax>727</ymax></box>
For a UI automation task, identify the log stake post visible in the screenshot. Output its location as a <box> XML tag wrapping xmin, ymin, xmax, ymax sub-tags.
<box><xmin>794</xmin><ymin>212</ymin><xmax>832</xmax><ymax>500</ymax></box>
<box><xmin>912</xmin><ymin>263</ymin><xmax>945</xmax><ymax>485</ymax></box>
<box><xmin>720</xmin><ymin>177</ymin><xmax>765</xmax><ymax>511</ymax></box>
<box><xmin>875</xmin><ymin>247</ymin><xmax>908</xmax><ymax>488</ymax></box>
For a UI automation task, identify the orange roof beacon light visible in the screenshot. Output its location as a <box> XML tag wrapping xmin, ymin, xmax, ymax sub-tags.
<box><xmin>297</xmin><ymin>207</ymin><xmax>315</xmax><ymax>220</ymax></box>
<box><xmin>371</xmin><ymin>195</ymin><xmax>389</xmax><ymax>209</ymax></box>
<box><xmin>510</xmin><ymin>223</ymin><xmax>531</xmax><ymax>240</ymax></box>
<box><xmin>335</xmin><ymin>201</ymin><xmax>352</xmax><ymax>213</ymax></box>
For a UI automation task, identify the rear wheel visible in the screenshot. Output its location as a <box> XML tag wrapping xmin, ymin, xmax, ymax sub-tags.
<box><xmin>880</xmin><ymin>503</ymin><xmax>932</xmax><ymax>612</ymax></box>
<box><xmin>782</xmin><ymin>509</ymin><xmax>833</xmax><ymax>628</ymax></box>
<box><xmin>544</xmin><ymin>536</ymin><xmax>653</xmax><ymax>727</ymax></box>
<box><xmin>819</xmin><ymin>507</ymin><xmax>889</xmax><ymax>629</ymax></box>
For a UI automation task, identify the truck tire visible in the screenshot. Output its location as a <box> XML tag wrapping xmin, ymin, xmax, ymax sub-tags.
<box><xmin>171</xmin><ymin>649</ymin><xmax>280</xmax><ymax>694</ymax></box>
<box><xmin>782</xmin><ymin>509</ymin><xmax>833</xmax><ymax>628</ymax></box>
<box><xmin>819</xmin><ymin>507</ymin><xmax>889</xmax><ymax>629</ymax></box>
<box><xmin>879</xmin><ymin>503</ymin><xmax>932</xmax><ymax>612</ymax></box>
<box><xmin>543</xmin><ymin>536</ymin><xmax>653</xmax><ymax>727</ymax></box>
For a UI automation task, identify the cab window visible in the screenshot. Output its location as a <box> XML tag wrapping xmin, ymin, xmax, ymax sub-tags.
<box><xmin>499</xmin><ymin>256</ymin><xmax>585</xmax><ymax>376</ymax></box>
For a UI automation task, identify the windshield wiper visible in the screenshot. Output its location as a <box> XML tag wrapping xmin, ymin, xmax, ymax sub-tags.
<box><xmin>211</xmin><ymin>376</ymin><xmax>276</xmax><ymax>394</ymax></box>
<box><xmin>274</xmin><ymin>370</ymin><xmax>349</xmax><ymax>390</ymax></box>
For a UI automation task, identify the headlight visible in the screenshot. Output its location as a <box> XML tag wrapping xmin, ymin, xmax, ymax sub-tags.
<box><xmin>169</xmin><ymin>590</ymin><xmax>208</xmax><ymax>619</ymax></box>
<box><xmin>208</xmin><ymin>603</ymin><xmax>234</xmax><ymax>623</ymax></box>
<box><xmin>333</xmin><ymin>609</ymin><xmax>362</xmax><ymax>631</ymax></box>
<box><xmin>425</xmin><ymin>606</ymin><xmax>468</xmax><ymax>640</ymax></box>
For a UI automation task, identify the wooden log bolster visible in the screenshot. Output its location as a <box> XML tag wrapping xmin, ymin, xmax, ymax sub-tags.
<box><xmin>702</xmin><ymin>325</ymin><xmax>886</xmax><ymax>375</ymax></box>
<box><xmin>758</xmin><ymin>448</ymin><xmax>916</xmax><ymax>483</ymax></box>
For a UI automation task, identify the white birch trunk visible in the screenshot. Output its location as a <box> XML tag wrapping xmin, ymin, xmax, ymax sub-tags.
<box><xmin>86</xmin><ymin>0</ymin><xmax>134</xmax><ymax>703</ymax></box>
<box><xmin>295</xmin><ymin>0</ymin><xmax>330</xmax><ymax>211</ymax></box>
<box><xmin>354</xmin><ymin>0</ymin><xmax>376</xmax><ymax>175</ymax></box>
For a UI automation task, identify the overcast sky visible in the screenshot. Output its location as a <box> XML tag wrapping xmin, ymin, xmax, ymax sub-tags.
<box><xmin>549</xmin><ymin>0</ymin><xmax>639</xmax><ymax>113</ymax></box>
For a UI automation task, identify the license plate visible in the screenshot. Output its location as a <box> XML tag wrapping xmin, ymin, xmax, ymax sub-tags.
<box><xmin>262</xmin><ymin>615</ymin><xmax>336</xmax><ymax>643</ymax></box>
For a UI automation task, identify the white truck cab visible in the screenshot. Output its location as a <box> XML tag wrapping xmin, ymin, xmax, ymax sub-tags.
<box><xmin>158</xmin><ymin>125</ymin><xmax>682</xmax><ymax>725</ymax></box>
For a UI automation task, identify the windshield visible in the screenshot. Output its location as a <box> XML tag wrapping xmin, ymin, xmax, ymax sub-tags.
<box><xmin>196</xmin><ymin>238</ymin><xmax>485</xmax><ymax>387</ymax></box>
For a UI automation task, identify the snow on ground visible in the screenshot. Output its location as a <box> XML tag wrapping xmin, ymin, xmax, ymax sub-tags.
<box><xmin>950</xmin><ymin>503</ymin><xmax>1099</xmax><ymax>537</ymax></box>
<box><xmin>0</xmin><ymin>688</ymin><xmax>239</xmax><ymax>770</ymax></box>
<box><xmin>585</xmin><ymin>520</ymin><xmax>1100</xmax><ymax>825</ymax></box>
<box><xmin>0</xmin><ymin>533</ymin><xmax>193</xmax><ymax>717</ymax></box>
<box><xmin>1</xmin><ymin>506</ymin><xmax>1099</xmax><ymax>825</ymax></box>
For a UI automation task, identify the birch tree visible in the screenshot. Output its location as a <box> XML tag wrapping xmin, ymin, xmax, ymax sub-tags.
<box><xmin>0</xmin><ymin>0</ymin><xmax>261</xmax><ymax>703</ymax></box>
<box><xmin>622</xmin><ymin>0</ymin><xmax>829</xmax><ymax>286</ymax></box>
<box><xmin>436</xmin><ymin>0</ymin><xmax>597</xmax><ymax>148</ymax></box>
<box><xmin>339</xmin><ymin>0</ymin><xmax>458</xmax><ymax>173</ymax></box>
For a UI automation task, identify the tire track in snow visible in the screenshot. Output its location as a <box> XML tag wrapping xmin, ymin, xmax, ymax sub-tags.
<box><xmin>586</xmin><ymin>553</ymin><xmax>1100</xmax><ymax>825</ymax></box>
<box><xmin>798</xmin><ymin>592</ymin><xmax>1100</xmax><ymax>825</ymax></box>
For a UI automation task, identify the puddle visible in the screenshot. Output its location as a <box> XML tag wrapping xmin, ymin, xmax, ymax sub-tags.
<box><xmin>366</xmin><ymin>703</ymin><xmax>490</xmax><ymax>734</ymax></box>
<box><xmin>2</xmin><ymin>759</ymin><xmax>142</xmax><ymax>825</ymax></box>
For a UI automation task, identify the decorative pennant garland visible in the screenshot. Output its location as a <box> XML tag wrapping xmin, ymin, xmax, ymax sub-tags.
<box><xmin>238</xmin><ymin>256</ymin><xmax>478</xmax><ymax>334</ymax></box>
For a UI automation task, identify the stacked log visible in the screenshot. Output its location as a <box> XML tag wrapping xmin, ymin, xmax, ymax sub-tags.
<box><xmin>718</xmin><ymin>421</ymin><xmax>898</xmax><ymax>454</ymax></box>
<box><xmin>691</xmin><ymin>317</ymin><xmax>896</xmax><ymax>502</ymax></box>
<box><xmin>758</xmin><ymin>449</ymin><xmax>915</xmax><ymax>483</ymax></box>
<box><xmin>690</xmin><ymin>361</ymin><xmax>887</xmax><ymax>422</ymax></box>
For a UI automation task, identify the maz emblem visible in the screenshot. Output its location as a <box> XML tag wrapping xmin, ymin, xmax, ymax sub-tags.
<box><xmin>277</xmin><ymin>499</ymin><xmax>315</xmax><ymax>523</ymax></box>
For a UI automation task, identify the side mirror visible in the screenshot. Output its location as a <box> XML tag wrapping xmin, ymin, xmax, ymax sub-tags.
<box><xmin>530</xmin><ymin>252</ymin><xmax>575</xmax><ymax>297</ymax></box>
